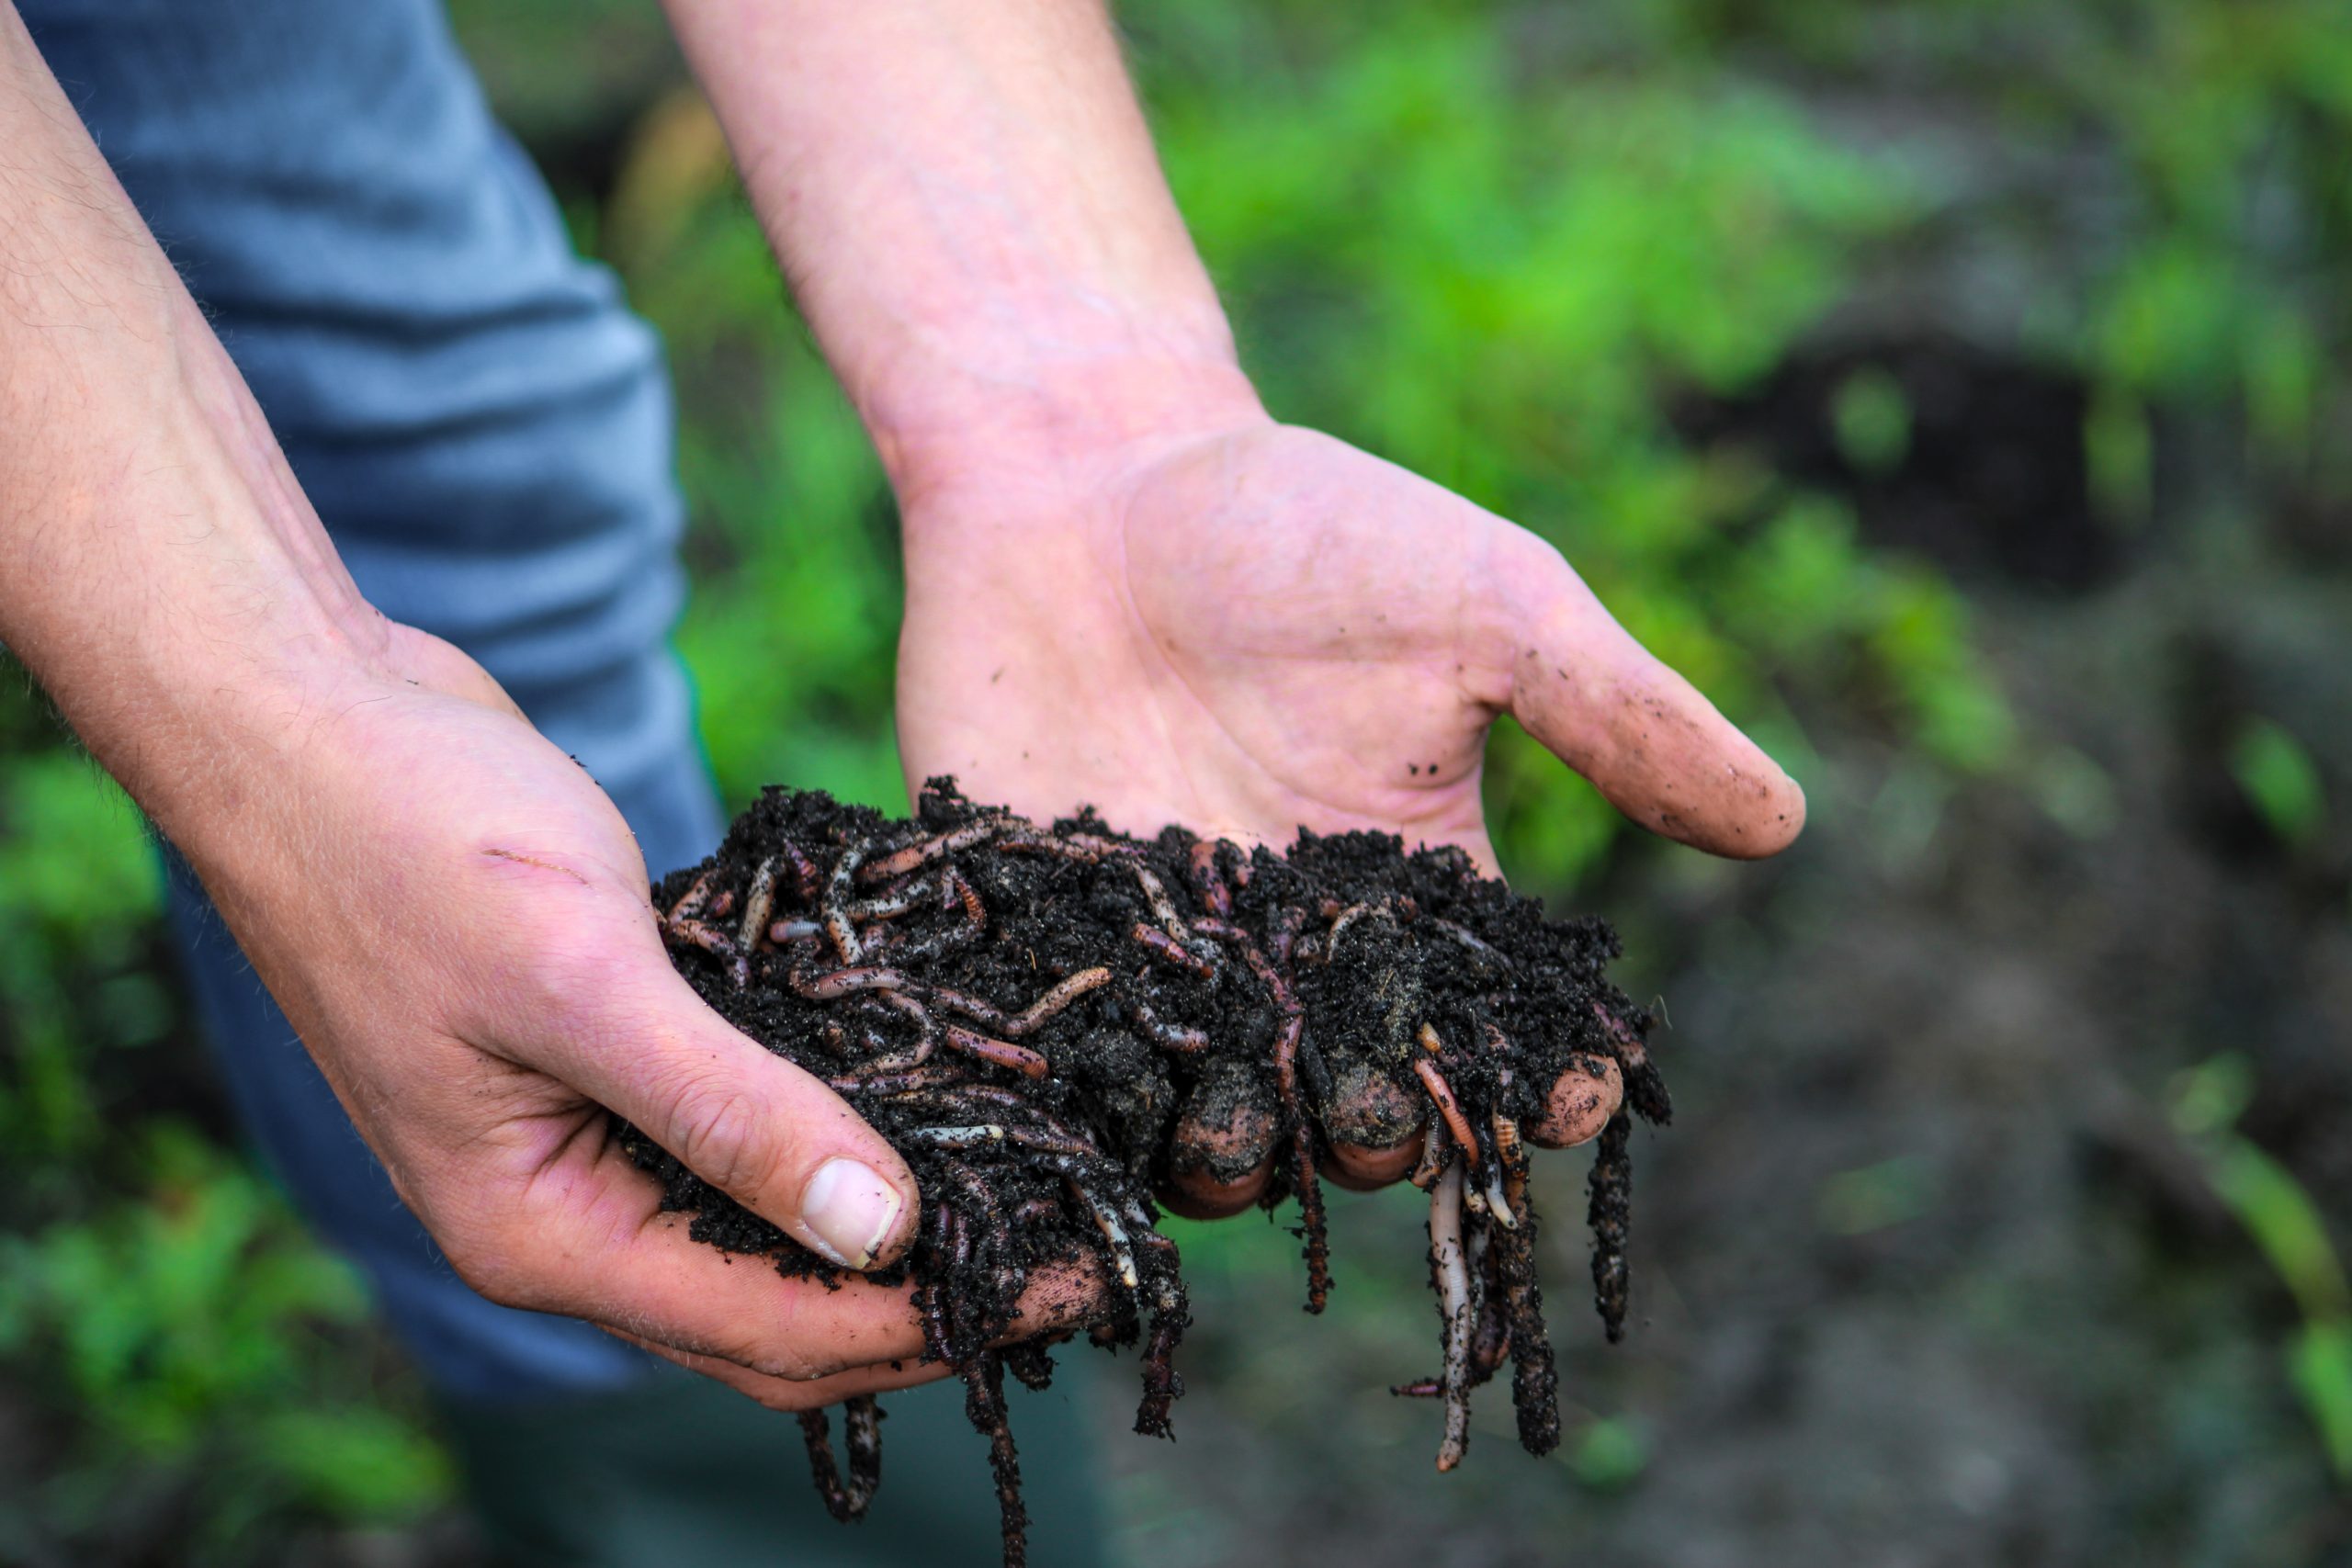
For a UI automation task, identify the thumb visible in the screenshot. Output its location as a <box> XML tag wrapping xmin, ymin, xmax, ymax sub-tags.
<box><xmin>548</xmin><ymin>964</ymin><xmax>922</xmax><ymax>1271</ymax></box>
<box><xmin>1495</xmin><ymin>536</ymin><xmax>1806</xmax><ymax>859</ymax></box>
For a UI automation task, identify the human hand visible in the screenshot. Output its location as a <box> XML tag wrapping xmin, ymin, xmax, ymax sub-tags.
<box><xmin>899</xmin><ymin>417</ymin><xmax>1802</xmax><ymax>865</ymax></box>
<box><xmin>176</xmin><ymin>626</ymin><xmax>1094</xmax><ymax>1409</ymax></box>
<box><xmin>895</xmin><ymin>413</ymin><xmax>1804</xmax><ymax>1210</ymax></box>
<box><xmin>662</xmin><ymin>0</ymin><xmax>1794</xmax><ymax>1215</ymax></box>
<box><xmin>0</xmin><ymin>0</ymin><xmax>1111</xmax><ymax>1414</ymax></box>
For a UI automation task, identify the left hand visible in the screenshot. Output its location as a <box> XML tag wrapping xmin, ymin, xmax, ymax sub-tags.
<box><xmin>893</xmin><ymin>412</ymin><xmax>1805</xmax><ymax>1209</ymax></box>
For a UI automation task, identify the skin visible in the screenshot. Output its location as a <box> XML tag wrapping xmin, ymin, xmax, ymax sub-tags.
<box><xmin>0</xmin><ymin>0</ymin><xmax>1801</xmax><ymax>1415</ymax></box>
<box><xmin>1532</xmin><ymin>1056</ymin><xmax>1628</xmax><ymax>1150</ymax></box>
<box><xmin>1161</xmin><ymin>1096</ymin><xmax>1282</xmax><ymax>1222</ymax></box>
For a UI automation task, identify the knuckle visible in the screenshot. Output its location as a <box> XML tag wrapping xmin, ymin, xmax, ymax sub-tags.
<box><xmin>660</xmin><ymin>1071</ymin><xmax>787</xmax><ymax>1205</ymax></box>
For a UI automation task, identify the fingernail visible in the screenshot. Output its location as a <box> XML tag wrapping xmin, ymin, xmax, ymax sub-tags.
<box><xmin>798</xmin><ymin>1158</ymin><xmax>904</xmax><ymax>1269</ymax></box>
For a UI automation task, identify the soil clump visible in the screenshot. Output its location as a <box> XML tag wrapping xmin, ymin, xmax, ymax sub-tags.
<box><xmin>628</xmin><ymin>780</ymin><xmax>1667</xmax><ymax>1565</ymax></box>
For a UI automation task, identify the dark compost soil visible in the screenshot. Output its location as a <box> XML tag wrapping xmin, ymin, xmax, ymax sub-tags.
<box><xmin>627</xmin><ymin>780</ymin><xmax>1667</xmax><ymax>1566</ymax></box>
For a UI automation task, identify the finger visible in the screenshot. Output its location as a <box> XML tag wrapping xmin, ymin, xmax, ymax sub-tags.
<box><xmin>465</xmin><ymin>1130</ymin><xmax>1106</xmax><ymax>1383</ymax></box>
<box><xmin>1527</xmin><ymin>1054</ymin><xmax>1623</xmax><ymax>1149</ymax></box>
<box><xmin>1317</xmin><ymin>1059</ymin><xmax>1426</xmax><ymax>1190</ymax></box>
<box><xmin>1496</xmin><ymin>535</ymin><xmax>1806</xmax><ymax>859</ymax></box>
<box><xmin>1160</xmin><ymin>1166</ymin><xmax>1272</xmax><ymax>1220</ymax></box>
<box><xmin>535</xmin><ymin>958</ymin><xmax>922</xmax><ymax>1271</ymax></box>
<box><xmin>1324</xmin><ymin>1129</ymin><xmax>1424</xmax><ymax>1190</ymax></box>
<box><xmin>1161</xmin><ymin>1065</ymin><xmax>1279</xmax><ymax>1219</ymax></box>
<box><xmin>612</xmin><ymin>1329</ymin><xmax>952</xmax><ymax>1411</ymax></box>
<box><xmin>604</xmin><ymin>1266</ymin><xmax>1108</xmax><ymax>1412</ymax></box>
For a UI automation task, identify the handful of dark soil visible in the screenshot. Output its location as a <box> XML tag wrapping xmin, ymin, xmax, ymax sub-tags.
<box><xmin>631</xmin><ymin>781</ymin><xmax>1668</xmax><ymax>1565</ymax></box>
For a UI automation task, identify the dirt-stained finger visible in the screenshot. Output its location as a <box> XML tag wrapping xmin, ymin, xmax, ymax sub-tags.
<box><xmin>1527</xmin><ymin>1053</ymin><xmax>1623</xmax><ymax>1149</ymax></box>
<box><xmin>1160</xmin><ymin>1058</ymin><xmax>1279</xmax><ymax>1219</ymax></box>
<box><xmin>1324</xmin><ymin>1130</ymin><xmax>1426</xmax><ymax>1190</ymax></box>
<box><xmin>1496</xmin><ymin>531</ymin><xmax>1806</xmax><ymax>860</ymax></box>
<box><xmin>605</xmin><ymin>1260</ymin><xmax>1111</xmax><ymax>1412</ymax></box>
<box><xmin>475</xmin><ymin>1124</ymin><xmax>1114</xmax><ymax>1385</ymax></box>
<box><xmin>1318</xmin><ymin>1058</ymin><xmax>1428</xmax><ymax>1190</ymax></box>
<box><xmin>610</xmin><ymin>1329</ymin><xmax>951</xmax><ymax>1412</ymax></box>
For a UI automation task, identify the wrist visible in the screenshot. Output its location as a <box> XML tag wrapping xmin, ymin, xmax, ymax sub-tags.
<box><xmin>121</xmin><ymin>626</ymin><xmax>515</xmax><ymax>928</ymax></box>
<box><xmin>872</xmin><ymin>333</ymin><xmax>1271</xmax><ymax>520</ymax></box>
<box><xmin>6</xmin><ymin>302</ymin><xmax>413</xmax><ymax>852</ymax></box>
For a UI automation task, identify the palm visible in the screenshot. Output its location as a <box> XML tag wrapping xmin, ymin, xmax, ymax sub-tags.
<box><xmin>898</xmin><ymin>423</ymin><xmax>1801</xmax><ymax>865</ymax></box>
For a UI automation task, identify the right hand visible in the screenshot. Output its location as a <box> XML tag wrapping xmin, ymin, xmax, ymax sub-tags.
<box><xmin>894</xmin><ymin>420</ymin><xmax>1762</xmax><ymax>1219</ymax></box>
<box><xmin>176</xmin><ymin>622</ymin><xmax>1093</xmax><ymax>1410</ymax></box>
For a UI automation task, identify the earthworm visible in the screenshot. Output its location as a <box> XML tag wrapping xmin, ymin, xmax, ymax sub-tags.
<box><xmin>739</xmin><ymin>856</ymin><xmax>779</xmax><ymax>951</ymax></box>
<box><xmin>1324</xmin><ymin>901</ymin><xmax>1380</xmax><ymax>955</ymax></box>
<box><xmin>1130</xmin><ymin>862</ymin><xmax>1190</xmax><ymax>941</ymax></box>
<box><xmin>1186</xmin><ymin>839</ymin><xmax>1231</xmax><ymax>917</ymax></box>
<box><xmin>1588</xmin><ymin>1111</ymin><xmax>1634</xmax><ymax>1342</ymax></box>
<box><xmin>941</xmin><ymin>1026</ymin><xmax>1049</xmax><ymax>1078</ymax></box>
<box><xmin>1001</xmin><ymin>966</ymin><xmax>1111</xmax><ymax>1035</ymax></box>
<box><xmin>1130</xmin><ymin>923</ymin><xmax>1216</xmax><ymax>981</ymax></box>
<box><xmin>844</xmin><ymin>874</ymin><xmax>944</xmax><ymax>924</ymax></box>
<box><xmin>665</xmin><ymin>870</ymin><xmax>714</xmax><ymax>922</ymax></box>
<box><xmin>859</xmin><ymin>817</ymin><xmax>1010</xmax><ymax>886</ymax></box>
<box><xmin>1494</xmin><ymin>1111</ymin><xmax>1559</xmax><ymax>1453</ymax></box>
<box><xmin>1411</xmin><ymin>1102</ymin><xmax>1453</xmax><ymax>1190</ymax></box>
<box><xmin>1068</xmin><ymin>1175</ymin><xmax>1143</xmax><ymax>1296</ymax></box>
<box><xmin>1128</xmin><ymin>998</ymin><xmax>1212</xmax><ymax>1055</ymax></box>
<box><xmin>1430</xmin><ymin>1157</ymin><xmax>1473</xmax><ymax>1472</ymax></box>
<box><xmin>1193</xmin><ymin>915</ymin><xmax>1328</xmax><ymax>1313</ymax></box>
<box><xmin>662</xmin><ymin>916</ymin><xmax>748</xmax><ymax>989</ymax></box>
<box><xmin>933</xmin><ymin>968</ymin><xmax>1110</xmax><ymax>1038</ymax></box>
<box><xmin>797</xmin><ymin>1394</ymin><xmax>883</xmax><ymax>1522</ymax></box>
<box><xmin>792</xmin><ymin>964</ymin><xmax>908</xmax><ymax>1001</ymax></box>
<box><xmin>902</xmin><ymin>1124</ymin><xmax>1007</xmax><ymax>1149</ymax></box>
<box><xmin>822</xmin><ymin>845</ymin><xmax>866</xmax><ymax>963</ymax></box>
<box><xmin>1411</xmin><ymin>1055</ymin><xmax>1483</xmax><ymax>1181</ymax></box>
<box><xmin>963</xmin><ymin>1352</ymin><xmax>1026</xmax><ymax>1568</ymax></box>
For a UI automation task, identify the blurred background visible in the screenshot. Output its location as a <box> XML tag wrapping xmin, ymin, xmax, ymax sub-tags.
<box><xmin>4</xmin><ymin>0</ymin><xmax>2349</xmax><ymax>1562</ymax></box>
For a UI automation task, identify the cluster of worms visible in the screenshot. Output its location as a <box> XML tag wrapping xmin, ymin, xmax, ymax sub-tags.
<box><xmin>635</xmin><ymin>784</ymin><xmax>1669</xmax><ymax>1567</ymax></box>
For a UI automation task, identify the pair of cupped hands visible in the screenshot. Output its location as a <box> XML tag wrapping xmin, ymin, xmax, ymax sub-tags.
<box><xmin>229</xmin><ymin>417</ymin><xmax>1802</xmax><ymax>1413</ymax></box>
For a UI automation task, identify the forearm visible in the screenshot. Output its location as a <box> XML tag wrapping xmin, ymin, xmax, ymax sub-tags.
<box><xmin>661</xmin><ymin>0</ymin><xmax>1264</xmax><ymax>495</ymax></box>
<box><xmin>0</xmin><ymin>6</ymin><xmax>387</xmax><ymax>843</ymax></box>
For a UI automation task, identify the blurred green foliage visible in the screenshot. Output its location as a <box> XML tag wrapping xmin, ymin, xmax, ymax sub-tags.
<box><xmin>6</xmin><ymin>0</ymin><xmax>2351</xmax><ymax>1555</ymax></box>
<box><xmin>1565</xmin><ymin>1413</ymin><xmax>1652</xmax><ymax>1492</ymax></box>
<box><xmin>0</xmin><ymin>704</ymin><xmax>451</xmax><ymax>1562</ymax></box>
<box><xmin>2231</xmin><ymin>717</ymin><xmax>2328</xmax><ymax>850</ymax></box>
<box><xmin>1139</xmin><ymin>13</ymin><xmax>2008</xmax><ymax>868</ymax></box>
<box><xmin>1815</xmin><ymin>1153</ymin><xmax>1936</xmax><ymax>1237</ymax></box>
<box><xmin>2175</xmin><ymin>1055</ymin><xmax>2352</xmax><ymax>1479</ymax></box>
